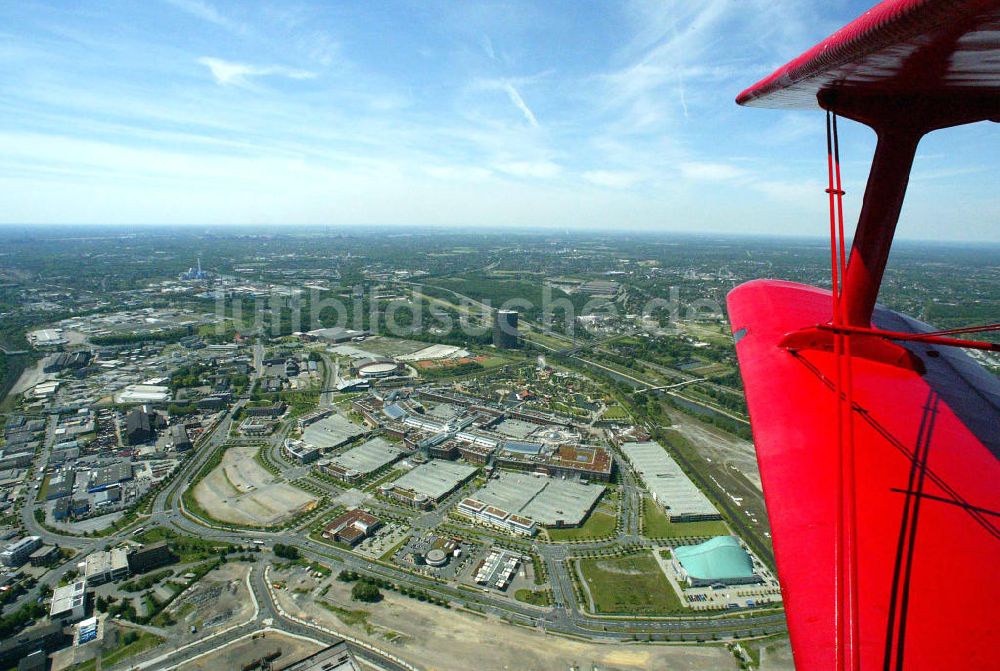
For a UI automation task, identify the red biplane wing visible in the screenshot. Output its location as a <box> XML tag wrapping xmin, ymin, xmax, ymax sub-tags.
<box><xmin>737</xmin><ymin>0</ymin><xmax>1000</xmax><ymax>110</ymax></box>
<box><xmin>729</xmin><ymin>1</ymin><xmax>1000</xmax><ymax>670</ymax></box>
<box><xmin>729</xmin><ymin>282</ymin><xmax>1000</xmax><ymax>670</ymax></box>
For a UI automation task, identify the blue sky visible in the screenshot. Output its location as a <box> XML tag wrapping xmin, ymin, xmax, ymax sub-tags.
<box><xmin>1</xmin><ymin>0</ymin><xmax>997</xmax><ymax>240</ymax></box>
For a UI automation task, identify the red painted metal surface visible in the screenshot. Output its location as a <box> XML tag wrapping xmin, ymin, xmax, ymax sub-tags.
<box><xmin>839</xmin><ymin>127</ymin><xmax>921</xmax><ymax>327</ymax></box>
<box><xmin>738</xmin><ymin>0</ymin><xmax>1000</xmax><ymax>327</ymax></box>
<box><xmin>730</xmin><ymin>2</ymin><xmax>1000</xmax><ymax>668</ymax></box>
<box><xmin>736</xmin><ymin>0</ymin><xmax>1000</xmax><ymax>112</ymax></box>
<box><xmin>815</xmin><ymin>322</ymin><xmax>1000</xmax><ymax>352</ymax></box>
<box><xmin>728</xmin><ymin>279</ymin><xmax>1000</xmax><ymax>670</ymax></box>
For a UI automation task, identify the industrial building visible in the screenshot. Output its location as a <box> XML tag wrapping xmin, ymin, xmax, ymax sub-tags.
<box><xmin>465</xmin><ymin>471</ymin><xmax>605</xmax><ymax>528</ymax></box>
<box><xmin>94</xmin><ymin>485</ymin><xmax>122</xmax><ymax>507</ymax></box>
<box><xmin>83</xmin><ymin>548</ymin><xmax>130</xmax><ymax>585</ymax></box>
<box><xmin>127</xmin><ymin>542</ymin><xmax>174</xmax><ymax>574</ymax></box>
<box><xmin>283</xmin><ymin>440</ymin><xmax>321</xmax><ymax>464</ymax></box>
<box><xmin>322</xmin><ymin>509</ymin><xmax>382</xmax><ymax>546</ymax></box>
<box><xmin>1</xmin><ymin>536</ymin><xmax>42</xmax><ymax>567</ymax></box>
<box><xmin>43</xmin><ymin>351</ymin><xmax>91</xmax><ymax>373</ymax></box>
<box><xmin>86</xmin><ymin>462</ymin><xmax>133</xmax><ymax>493</ymax></box>
<box><xmin>620</xmin><ymin>441</ymin><xmax>722</xmax><ymax>521</ymax></box>
<box><xmin>158</xmin><ymin>423</ymin><xmax>192</xmax><ymax>452</ymax></box>
<box><xmin>116</xmin><ymin>384</ymin><xmax>171</xmax><ymax>405</ymax></box>
<box><xmin>45</xmin><ymin>472</ymin><xmax>75</xmax><ymax>500</ymax></box>
<box><xmin>50</xmin><ymin>579</ymin><xmax>88</xmax><ymax>623</ymax></box>
<box><xmin>320</xmin><ymin>438</ymin><xmax>402</xmax><ymax>481</ymax></box>
<box><xmin>300</xmin><ymin>413</ymin><xmax>366</xmax><ymax>449</ymax></box>
<box><xmin>124</xmin><ymin>405</ymin><xmax>165</xmax><ymax>444</ymax></box>
<box><xmin>381</xmin><ymin>460</ymin><xmax>477</xmax><ymax>507</ymax></box>
<box><xmin>281</xmin><ymin>641</ymin><xmax>361</xmax><ymax>671</ymax></box>
<box><xmin>493</xmin><ymin>310</ymin><xmax>519</xmax><ymax>349</ymax></box>
<box><xmin>672</xmin><ymin>536</ymin><xmax>762</xmax><ymax>587</ymax></box>
<box><xmin>27</xmin><ymin>328</ymin><xmax>67</xmax><ymax>348</ymax></box>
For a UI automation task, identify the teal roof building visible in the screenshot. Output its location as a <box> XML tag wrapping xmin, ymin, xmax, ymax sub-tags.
<box><xmin>673</xmin><ymin>536</ymin><xmax>761</xmax><ymax>586</ymax></box>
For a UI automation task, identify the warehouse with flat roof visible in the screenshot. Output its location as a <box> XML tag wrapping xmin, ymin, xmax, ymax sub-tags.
<box><xmin>620</xmin><ymin>441</ymin><xmax>721</xmax><ymax>521</ymax></box>
<box><xmin>470</xmin><ymin>471</ymin><xmax>605</xmax><ymax>527</ymax></box>
<box><xmin>301</xmin><ymin>413</ymin><xmax>366</xmax><ymax>449</ymax></box>
<box><xmin>328</xmin><ymin>437</ymin><xmax>403</xmax><ymax>476</ymax></box>
<box><xmin>386</xmin><ymin>460</ymin><xmax>477</xmax><ymax>502</ymax></box>
<box><xmin>87</xmin><ymin>462</ymin><xmax>133</xmax><ymax>493</ymax></box>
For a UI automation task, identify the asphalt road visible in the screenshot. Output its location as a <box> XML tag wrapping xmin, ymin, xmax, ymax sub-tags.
<box><xmin>9</xmin><ymin>355</ymin><xmax>787</xmax><ymax>670</ymax></box>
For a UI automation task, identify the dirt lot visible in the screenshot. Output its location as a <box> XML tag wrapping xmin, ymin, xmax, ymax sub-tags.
<box><xmin>165</xmin><ymin>563</ymin><xmax>257</xmax><ymax>636</ymax></box>
<box><xmin>760</xmin><ymin>638</ymin><xmax>796</xmax><ymax>670</ymax></box>
<box><xmin>273</xmin><ymin>569</ymin><xmax>735</xmax><ymax>671</ymax></box>
<box><xmin>193</xmin><ymin>444</ymin><xmax>318</xmax><ymax>525</ymax></box>
<box><xmin>177</xmin><ymin>630</ymin><xmax>323</xmax><ymax>671</ymax></box>
<box><xmin>10</xmin><ymin>358</ymin><xmax>49</xmax><ymax>395</ymax></box>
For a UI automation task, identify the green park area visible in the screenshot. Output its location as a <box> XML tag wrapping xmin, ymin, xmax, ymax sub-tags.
<box><xmin>72</xmin><ymin>631</ymin><xmax>164</xmax><ymax>670</ymax></box>
<box><xmin>514</xmin><ymin>588</ymin><xmax>553</xmax><ymax>607</ymax></box>
<box><xmin>576</xmin><ymin>551</ymin><xmax>686</xmax><ymax>615</ymax></box>
<box><xmin>545</xmin><ymin>510</ymin><xmax>617</xmax><ymax>542</ymax></box>
<box><xmin>642</xmin><ymin>496</ymin><xmax>729</xmax><ymax>539</ymax></box>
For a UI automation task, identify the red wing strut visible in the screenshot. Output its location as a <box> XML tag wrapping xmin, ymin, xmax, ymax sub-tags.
<box><xmin>729</xmin><ymin>1</ymin><xmax>1000</xmax><ymax>670</ymax></box>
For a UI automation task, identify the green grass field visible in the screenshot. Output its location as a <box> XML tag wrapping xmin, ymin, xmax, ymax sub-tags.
<box><xmin>601</xmin><ymin>404</ymin><xmax>630</xmax><ymax>421</ymax></box>
<box><xmin>72</xmin><ymin>631</ymin><xmax>164</xmax><ymax>670</ymax></box>
<box><xmin>134</xmin><ymin>527</ymin><xmax>236</xmax><ymax>563</ymax></box>
<box><xmin>36</xmin><ymin>475</ymin><xmax>50</xmax><ymax>502</ymax></box>
<box><xmin>577</xmin><ymin>552</ymin><xmax>686</xmax><ymax>615</ymax></box>
<box><xmin>317</xmin><ymin>601</ymin><xmax>374</xmax><ymax>633</ymax></box>
<box><xmin>514</xmin><ymin>588</ymin><xmax>552</xmax><ymax>607</ymax></box>
<box><xmin>642</xmin><ymin>496</ymin><xmax>730</xmax><ymax>539</ymax></box>
<box><xmin>545</xmin><ymin>510</ymin><xmax>616</xmax><ymax>542</ymax></box>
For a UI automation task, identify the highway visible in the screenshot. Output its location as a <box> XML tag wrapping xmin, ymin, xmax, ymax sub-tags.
<box><xmin>7</xmin><ymin>338</ymin><xmax>786</xmax><ymax>670</ymax></box>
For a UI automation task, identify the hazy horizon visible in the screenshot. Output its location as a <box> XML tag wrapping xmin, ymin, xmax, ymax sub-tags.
<box><xmin>1</xmin><ymin>1</ymin><xmax>998</xmax><ymax>240</ymax></box>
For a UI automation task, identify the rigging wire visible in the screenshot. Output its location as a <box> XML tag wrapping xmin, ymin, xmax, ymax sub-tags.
<box><xmin>825</xmin><ymin>109</ymin><xmax>848</xmax><ymax>671</ymax></box>
<box><xmin>832</xmin><ymin>112</ymin><xmax>860</xmax><ymax>671</ymax></box>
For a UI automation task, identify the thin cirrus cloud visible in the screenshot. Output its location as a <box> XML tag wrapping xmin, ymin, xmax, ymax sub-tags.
<box><xmin>197</xmin><ymin>57</ymin><xmax>316</xmax><ymax>87</ymax></box>
<box><xmin>497</xmin><ymin>81</ymin><xmax>539</xmax><ymax>128</ymax></box>
<box><xmin>496</xmin><ymin>160</ymin><xmax>561</xmax><ymax>179</ymax></box>
<box><xmin>583</xmin><ymin>171</ymin><xmax>644</xmax><ymax>189</ymax></box>
<box><xmin>679</xmin><ymin>162</ymin><xmax>747</xmax><ymax>181</ymax></box>
<box><xmin>0</xmin><ymin>0</ymin><xmax>995</xmax><ymax>240</ymax></box>
<box><xmin>165</xmin><ymin>0</ymin><xmax>249</xmax><ymax>35</ymax></box>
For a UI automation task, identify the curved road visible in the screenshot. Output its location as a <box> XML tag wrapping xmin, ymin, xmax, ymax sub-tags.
<box><xmin>13</xmin><ymin>386</ymin><xmax>786</xmax><ymax>670</ymax></box>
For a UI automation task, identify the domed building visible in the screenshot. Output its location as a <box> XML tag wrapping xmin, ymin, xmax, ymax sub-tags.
<box><xmin>673</xmin><ymin>536</ymin><xmax>762</xmax><ymax>587</ymax></box>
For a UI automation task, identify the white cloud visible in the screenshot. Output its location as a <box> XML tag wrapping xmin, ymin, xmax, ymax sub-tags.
<box><xmin>583</xmin><ymin>170</ymin><xmax>642</xmax><ymax>188</ymax></box>
<box><xmin>679</xmin><ymin>162</ymin><xmax>746</xmax><ymax>180</ymax></box>
<box><xmin>424</xmin><ymin>164</ymin><xmax>493</xmax><ymax>181</ymax></box>
<box><xmin>502</xmin><ymin>82</ymin><xmax>539</xmax><ymax>128</ymax></box>
<box><xmin>164</xmin><ymin>0</ymin><xmax>246</xmax><ymax>35</ymax></box>
<box><xmin>496</xmin><ymin>160</ymin><xmax>561</xmax><ymax>179</ymax></box>
<box><xmin>197</xmin><ymin>57</ymin><xmax>315</xmax><ymax>87</ymax></box>
<box><xmin>481</xmin><ymin>34</ymin><xmax>497</xmax><ymax>61</ymax></box>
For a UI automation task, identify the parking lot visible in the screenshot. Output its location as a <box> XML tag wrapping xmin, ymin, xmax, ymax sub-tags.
<box><xmin>390</xmin><ymin>531</ymin><xmax>479</xmax><ymax>581</ymax></box>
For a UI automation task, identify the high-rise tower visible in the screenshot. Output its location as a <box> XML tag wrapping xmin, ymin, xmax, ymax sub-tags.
<box><xmin>493</xmin><ymin>310</ymin><xmax>519</xmax><ymax>349</ymax></box>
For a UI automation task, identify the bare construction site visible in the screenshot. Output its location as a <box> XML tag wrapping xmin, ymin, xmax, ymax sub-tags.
<box><xmin>193</xmin><ymin>444</ymin><xmax>319</xmax><ymax>526</ymax></box>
